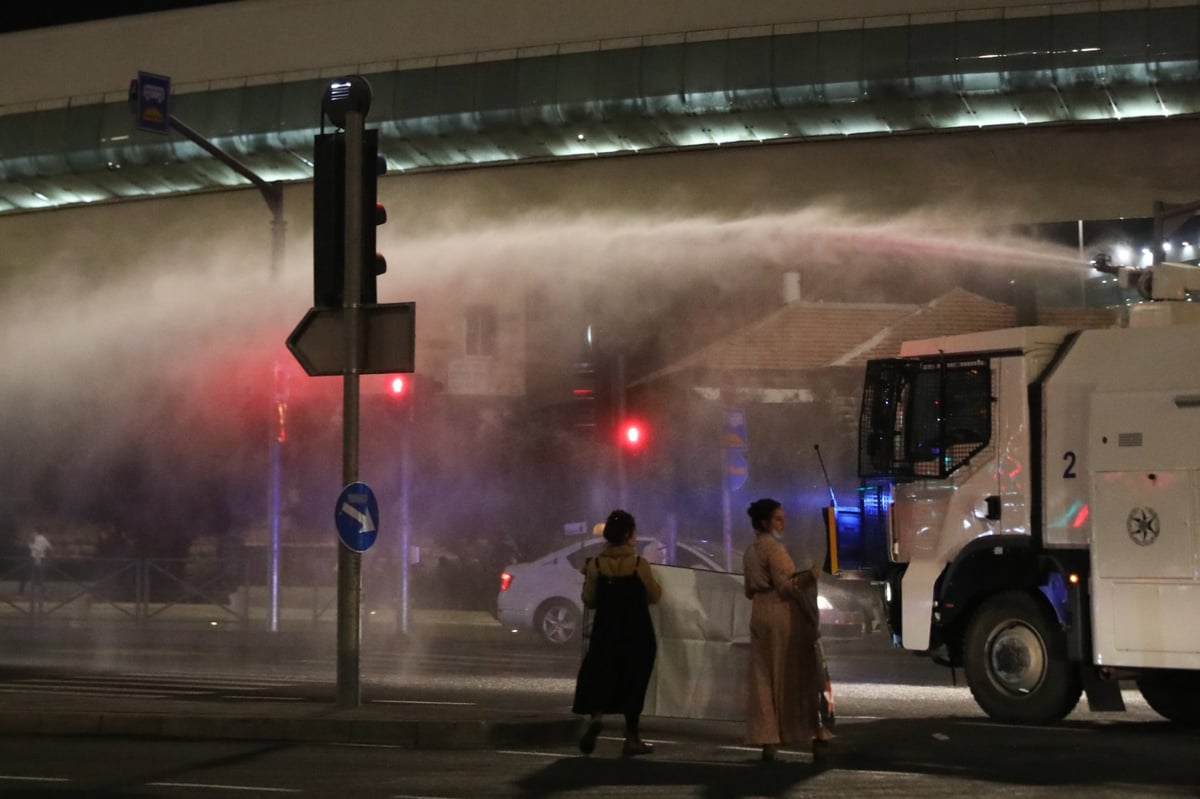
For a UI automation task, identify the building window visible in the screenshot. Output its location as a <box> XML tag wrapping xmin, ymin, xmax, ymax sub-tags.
<box><xmin>465</xmin><ymin>305</ymin><xmax>497</xmax><ymax>356</ymax></box>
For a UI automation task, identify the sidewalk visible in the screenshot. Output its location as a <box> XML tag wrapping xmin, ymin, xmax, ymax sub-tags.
<box><xmin>0</xmin><ymin>691</ymin><xmax>585</xmax><ymax>749</ymax></box>
<box><xmin>0</xmin><ymin>609</ymin><xmax>586</xmax><ymax>749</ymax></box>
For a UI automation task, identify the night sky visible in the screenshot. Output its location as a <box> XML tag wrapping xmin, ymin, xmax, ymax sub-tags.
<box><xmin>0</xmin><ymin>1</ymin><xmax>248</xmax><ymax>34</ymax></box>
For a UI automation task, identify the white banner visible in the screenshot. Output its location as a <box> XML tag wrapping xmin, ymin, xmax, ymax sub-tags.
<box><xmin>644</xmin><ymin>564</ymin><xmax>750</xmax><ymax>721</ymax></box>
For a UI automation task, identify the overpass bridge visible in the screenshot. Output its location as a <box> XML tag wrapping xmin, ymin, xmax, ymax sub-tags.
<box><xmin>2</xmin><ymin>0</ymin><xmax>1200</xmax><ymax>223</ymax></box>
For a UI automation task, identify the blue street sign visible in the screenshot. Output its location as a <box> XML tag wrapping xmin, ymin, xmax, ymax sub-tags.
<box><xmin>135</xmin><ymin>71</ymin><xmax>171</xmax><ymax>135</ymax></box>
<box><xmin>335</xmin><ymin>481</ymin><xmax>379</xmax><ymax>552</ymax></box>
<box><xmin>724</xmin><ymin>408</ymin><xmax>748</xmax><ymax>449</ymax></box>
<box><xmin>725</xmin><ymin>449</ymin><xmax>748</xmax><ymax>492</ymax></box>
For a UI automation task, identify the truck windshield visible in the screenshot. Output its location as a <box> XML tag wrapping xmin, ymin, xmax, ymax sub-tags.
<box><xmin>859</xmin><ymin>356</ymin><xmax>991</xmax><ymax>480</ymax></box>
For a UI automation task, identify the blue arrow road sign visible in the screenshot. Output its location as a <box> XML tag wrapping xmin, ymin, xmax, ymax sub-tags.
<box><xmin>335</xmin><ymin>482</ymin><xmax>379</xmax><ymax>552</ymax></box>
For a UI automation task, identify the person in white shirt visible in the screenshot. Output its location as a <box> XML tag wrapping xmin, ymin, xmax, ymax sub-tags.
<box><xmin>19</xmin><ymin>529</ymin><xmax>51</xmax><ymax>595</ymax></box>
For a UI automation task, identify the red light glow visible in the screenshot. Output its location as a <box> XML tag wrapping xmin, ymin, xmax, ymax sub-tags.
<box><xmin>620</xmin><ymin>421</ymin><xmax>645</xmax><ymax>448</ymax></box>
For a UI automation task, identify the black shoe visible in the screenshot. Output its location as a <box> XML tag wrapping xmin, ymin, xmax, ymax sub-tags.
<box><xmin>812</xmin><ymin>738</ymin><xmax>833</xmax><ymax>760</ymax></box>
<box><xmin>622</xmin><ymin>738</ymin><xmax>654</xmax><ymax>757</ymax></box>
<box><xmin>761</xmin><ymin>744</ymin><xmax>778</xmax><ymax>763</ymax></box>
<box><xmin>579</xmin><ymin>720</ymin><xmax>602</xmax><ymax>755</ymax></box>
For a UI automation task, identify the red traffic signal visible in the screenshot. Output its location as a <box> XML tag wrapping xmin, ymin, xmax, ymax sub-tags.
<box><xmin>379</xmin><ymin>373</ymin><xmax>443</xmax><ymax>422</ymax></box>
<box><xmin>618</xmin><ymin>419</ymin><xmax>646</xmax><ymax>450</ymax></box>
<box><xmin>383</xmin><ymin>374</ymin><xmax>411</xmax><ymax>421</ymax></box>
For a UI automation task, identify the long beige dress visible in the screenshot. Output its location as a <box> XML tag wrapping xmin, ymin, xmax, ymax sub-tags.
<box><xmin>742</xmin><ymin>533</ymin><xmax>820</xmax><ymax>746</ymax></box>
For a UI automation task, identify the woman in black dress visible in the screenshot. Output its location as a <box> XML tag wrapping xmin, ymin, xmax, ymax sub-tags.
<box><xmin>572</xmin><ymin>509</ymin><xmax>663</xmax><ymax>757</ymax></box>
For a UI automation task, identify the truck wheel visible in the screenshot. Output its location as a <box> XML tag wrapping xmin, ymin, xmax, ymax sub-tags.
<box><xmin>1137</xmin><ymin>671</ymin><xmax>1200</xmax><ymax>725</ymax></box>
<box><xmin>535</xmin><ymin>599</ymin><xmax>579</xmax><ymax>646</ymax></box>
<box><xmin>963</xmin><ymin>591</ymin><xmax>1081</xmax><ymax>724</ymax></box>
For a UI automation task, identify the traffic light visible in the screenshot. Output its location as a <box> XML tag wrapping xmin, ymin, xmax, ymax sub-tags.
<box><xmin>570</xmin><ymin>357</ymin><xmax>597</xmax><ymax>431</ymax></box>
<box><xmin>312</xmin><ymin>128</ymin><xmax>387</xmax><ymax>308</ymax></box>
<box><xmin>618</xmin><ymin>418</ymin><xmax>647</xmax><ymax>452</ymax></box>
<box><xmin>383</xmin><ymin>373</ymin><xmax>412</xmax><ymax>421</ymax></box>
<box><xmin>364</xmin><ymin>134</ymin><xmax>387</xmax><ymax>292</ymax></box>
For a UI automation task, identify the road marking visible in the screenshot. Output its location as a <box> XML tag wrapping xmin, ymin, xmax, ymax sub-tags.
<box><xmin>0</xmin><ymin>673</ymin><xmax>314</xmax><ymax>701</ymax></box>
<box><xmin>0</xmin><ymin>681</ymin><xmax>170</xmax><ymax>695</ymax></box>
<box><xmin>962</xmin><ymin>720</ymin><xmax>1093</xmax><ymax>734</ymax></box>
<box><xmin>149</xmin><ymin>781</ymin><xmax>301</xmax><ymax>793</ymax></box>
<box><xmin>11</xmin><ymin>680</ymin><xmax>207</xmax><ymax>696</ymax></box>
<box><xmin>593</xmin><ymin>735</ymin><xmax>670</xmax><ymax>744</ymax></box>
<box><xmin>223</xmin><ymin>695</ymin><xmax>307</xmax><ymax>701</ymax></box>
<box><xmin>123</xmin><ymin>671</ymin><xmax>319</xmax><ymax>686</ymax></box>
<box><xmin>370</xmin><ymin>699</ymin><xmax>476</xmax><ymax>706</ymax></box>
<box><xmin>497</xmin><ymin>749</ymin><xmax>568</xmax><ymax>758</ymax></box>
<box><xmin>0</xmin><ymin>775</ymin><xmax>71</xmax><ymax>783</ymax></box>
<box><xmin>721</xmin><ymin>744</ymin><xmax>813</xmax><ymax>758</ymax></box>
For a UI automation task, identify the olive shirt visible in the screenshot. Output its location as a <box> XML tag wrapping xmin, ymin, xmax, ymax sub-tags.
<box><xmin>581</xmin><ymin>542</ymin><xmax>664</xmax><ymax>609</ymax></box>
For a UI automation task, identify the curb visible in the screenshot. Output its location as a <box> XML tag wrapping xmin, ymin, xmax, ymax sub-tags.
<box><xmin>0</xmin><ymin>710</ymin><xmax>585</xmax><ymax>749</ymax></box>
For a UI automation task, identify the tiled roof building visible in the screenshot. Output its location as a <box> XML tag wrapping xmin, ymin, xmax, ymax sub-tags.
<box><xmin>638</xmin><ymin>289</ymin><xmax>1118</xmax><ymax>384</ymax></box>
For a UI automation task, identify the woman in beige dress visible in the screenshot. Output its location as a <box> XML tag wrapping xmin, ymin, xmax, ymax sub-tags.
<box><xmin>742</xmin><ymin>497</ymin><xmax>829</xmax><ymax>762</ymax></box>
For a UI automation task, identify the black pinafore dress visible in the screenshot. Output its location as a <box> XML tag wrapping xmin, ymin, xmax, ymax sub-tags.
<box><xmin>571</xmin><ymin>556</ymin><xmax>657</xmax><ymax>716</ymax></box>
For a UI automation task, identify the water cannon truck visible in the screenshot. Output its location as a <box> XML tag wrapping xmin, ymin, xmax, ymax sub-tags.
<box><xmin>848</xmin><ymin>259</ymin><xmax>1200</xmax><ymax>724</ymax></box>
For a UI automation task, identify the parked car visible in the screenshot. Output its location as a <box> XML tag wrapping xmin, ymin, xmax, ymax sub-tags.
<box><xmin>495</xmin><ymin>537</ymin><xmax>870</xmax><ymax>645</ymax></box>
<box><xmin>814</xmin><ymin>577</ymin><xmax>875</xmax><ymax>638</ymax></box>
<box><xmin>494</xmin><ymin>537</ymin><xmax>718</xmax><ymax>646</ymax></box>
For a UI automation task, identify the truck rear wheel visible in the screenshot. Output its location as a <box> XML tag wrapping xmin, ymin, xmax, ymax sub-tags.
<box><xmin>963</xmin><ymin>591</ymin><xmax>1081</xmax><ymax>724</ymax></box>
<box><xmin>1137</xmin><ymin>671</ymin><xmax>1200</xmax><ymax>725</ymax></box>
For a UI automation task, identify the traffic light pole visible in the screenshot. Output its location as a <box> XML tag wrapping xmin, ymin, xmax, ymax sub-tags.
<box><xmin>615</xmin><ymin>353</ymin><xmax>628</xmax><ymax>509</ymax></box>
<box><xmin>164</xmin><ymin>113</ymin><xmax>290</xmax><ymax>632</ymax></box>
<box><xmin>337</xmin><ymin>109</ymin><xmax>367</xmax><ymax>709</ymax></box>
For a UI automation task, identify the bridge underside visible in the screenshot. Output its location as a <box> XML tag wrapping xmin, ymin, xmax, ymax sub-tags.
<box><xmin>3</xmin><ymin>4</ymin><xmax>1200</xmax><ymax>215</ymax></box>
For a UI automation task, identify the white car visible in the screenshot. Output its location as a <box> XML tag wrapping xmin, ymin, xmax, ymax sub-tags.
<box><xmin>495</xmin><ymin>537</ymin><xmax>873</xmax><ymax>645</ymax></box>
<box><xmin>495</xmin><ymin>537</ymin><xmax>725</xmax><ymax>646</ymax></box>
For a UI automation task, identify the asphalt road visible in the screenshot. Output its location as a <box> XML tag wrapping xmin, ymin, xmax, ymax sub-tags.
<box><xmin>1</xmin><ymin>627</ymin><xmax>1198</xmax><ymax>796</ymax></box>
<box><xmin>2</xmin><ymin>710</ymin><xmax>1198</xmax><ymax>798</ymax></box>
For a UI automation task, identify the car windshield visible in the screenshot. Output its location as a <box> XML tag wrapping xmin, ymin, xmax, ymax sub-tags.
<box><xmin>543</xmin><ymin>537</ymin><xmax>731</xmax><ymax>573</ymax></box>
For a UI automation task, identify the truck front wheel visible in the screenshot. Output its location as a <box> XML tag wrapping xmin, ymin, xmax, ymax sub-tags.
<box><xmin>1137</xmin><ymin>670</ymin><xmax>1200</xmax><ymax>726</ymax></box>
<box><xmin>963</xmin><ymin>591</ymin><xmax>1081</xmax><ymax>724</ymax></box>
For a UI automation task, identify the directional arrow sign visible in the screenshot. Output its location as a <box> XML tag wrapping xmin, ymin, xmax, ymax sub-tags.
<box><xmin>335</xmin><ymin>481</ymin><xmax>379</xmax><ymax>552</ymax></box>
<box><xmin>287</xmin><ymin>302</ymin><xmax>415</xmax><ymax>376</ymax></box>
